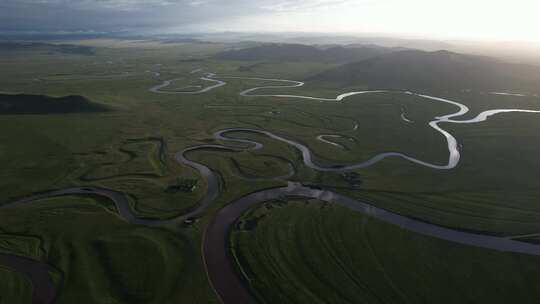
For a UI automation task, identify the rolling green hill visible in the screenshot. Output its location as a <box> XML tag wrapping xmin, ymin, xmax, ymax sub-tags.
<box><xmin>0</xmin><ymin>94</ymin><xmax>109</xmax><ymax>114</ymax></box>
<box><xmin>310</xmin><ymin>50</ymin><xmax>540</xmax><ymax>93</ymax></box>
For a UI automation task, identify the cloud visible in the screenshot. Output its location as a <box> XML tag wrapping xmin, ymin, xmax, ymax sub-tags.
<box><xmin>0</xmin><ymin>0</ymin><xmax>358</xmax><ymax>32</ymax></box>
<box><xmin>1</xmin><ymin>0</ymin><xmax>539</xmax><ymax>42</ymax></box>
<box><xmin>0</xmin><ymin>0</ymin><xmax>226</xmax><ymax>31</ymax></box>
<box><xmin>1</xmin><ymin>0</ymin><xmax>206</xmax><ymax>13</ymax></box>
<box><xmin>260</xmin><ymin>0</ymin><xmax>353</xmax><ymax>12</ymax></box>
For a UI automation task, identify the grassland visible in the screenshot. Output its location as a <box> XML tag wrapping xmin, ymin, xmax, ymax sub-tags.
<box><xmin>232</xmin><ymin>199</ymin><xmax>540</xmax><ymax>303</ymax></box>
<box><xmin>0</xmin><ymin>195</ymin><xmax>218</xmax><ymax>303</ymax></box>
<box><xmin>1</xmin><ymin>38</ymin><xmax>540</xmax><ymax>302</ymax></box>
<box><xmin>0</xmin><ymin>266</ymin><xmax>32</xmax><ymax>304</ymax></box>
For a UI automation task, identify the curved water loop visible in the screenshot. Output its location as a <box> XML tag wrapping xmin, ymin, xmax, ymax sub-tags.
<box><xmin>149</xmin><ymin>72</ymin><xmax>226</xmax><ymax>94</ymax></box>
<box><xmin>317</xmin><ymin>134</ymin><xmax>347</xmax><ymax>149</ymax></box>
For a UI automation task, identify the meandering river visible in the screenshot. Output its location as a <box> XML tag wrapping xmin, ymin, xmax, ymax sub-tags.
<box><xmin>204</xmin><ymin>182</ymin><xmax>540</xmax><ymax>303</ymax></box>
<box><xmin>3</xmin><ymin>71</ymin><xmax>540</xmax><ymax>304</ymax></box>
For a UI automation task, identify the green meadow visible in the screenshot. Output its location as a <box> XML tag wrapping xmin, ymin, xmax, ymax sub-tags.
<box><xmin>1</xmin><ymin>39</ymin><xmax>540</xmax><ymax>302</ymax></box>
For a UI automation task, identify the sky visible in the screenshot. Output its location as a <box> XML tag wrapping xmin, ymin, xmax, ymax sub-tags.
<box><xmin>1</xmin><ymin>0</ymin><xmax>539</xmax><ymax>42</ymax></box>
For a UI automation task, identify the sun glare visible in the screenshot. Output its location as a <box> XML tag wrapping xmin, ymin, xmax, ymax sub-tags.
<box><xmin>227</xmin><ymin>0</ymin><xmax>540</xmax><ymax>42</ymax></box>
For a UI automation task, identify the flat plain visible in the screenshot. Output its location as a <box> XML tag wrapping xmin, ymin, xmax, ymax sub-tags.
<box><xmin>1</xmin><ymin>39</ymin><xmax>540</xmax><ymax>303</ymax></box>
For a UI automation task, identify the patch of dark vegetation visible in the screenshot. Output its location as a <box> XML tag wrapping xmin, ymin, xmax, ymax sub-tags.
<box><xmin>237</xmin><ymin>65</ymin><xmax>254</xmax><ymax>72</ymax></box>
<box><xmin>236</xmin><ymin>62</ymin><xmax>266</xmax><ymax>72</ymax></box>
<box><xmin>0</xmin><ymin>42</ymin><xmax>95</xmax><ymax>55</ymax></box>
<box><xmin>166</xmin><ymin>178</ymin><xmax>198</xmax><ymax>193</ymax></box>
<box><xmin>236</xmin><ymin>214</ymin><xmax>267</xmax><ymax>231</ymax></box>
<box><xmin>341</xmin><ymin>172</ymin><xmax>363</xmax><ymax>187</ymax></box>
<box><xmin>0</xmin><ymin>94</ymin><xmax>110</xmax><ymax>114</ymax></box>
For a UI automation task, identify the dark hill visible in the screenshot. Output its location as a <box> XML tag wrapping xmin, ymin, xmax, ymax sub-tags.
<box><xmin>0</xmin><ymin>94</ymin><xmax>110</xmax><ymax>114</ymax></box>
<box><xmin>310</xmin><ymin>50</ymin><xmax>540</xmax><ymax>93</ymax></box>
<box><xmin>214</xmin><ymin>43</ymin><xmax>394</xmax><ymax>63</ymax></box>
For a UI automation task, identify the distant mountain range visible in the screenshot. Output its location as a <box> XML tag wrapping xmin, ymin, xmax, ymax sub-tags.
<box><xmin>309</xmin><ymin>50</ymin><xmax>540</xmax><ymax>93</ymax></box>
<box><xmin>214</xmin><ymin>43</ymin><xmax>400</xmax><ymax>63</ymax></box>
<box><xmin>0</xmin><ymin>42</ymin><xmax>95</xmax><ymax>55</ymax></box>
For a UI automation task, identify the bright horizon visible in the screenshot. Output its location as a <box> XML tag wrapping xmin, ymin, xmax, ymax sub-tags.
<box><xmin>198</xmin><ymin>0</ymin><xmax>540</xmax><ymax>43</ymax></box>
<box><xmin>1</xmin><ymin>0</ymin><xmax>539</xmax><ymax>43</ymax></box>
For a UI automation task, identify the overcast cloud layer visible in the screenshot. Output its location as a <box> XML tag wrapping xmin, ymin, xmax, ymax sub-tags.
<box><xmin>0</xmin><ymin>0</ymin><xmax>341</xmax><ymax>32</ymax></box>
<box><xmin>1</xmin><ymin>0</ymin><xmax>539</xmax><ymax>41</ymax></box>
